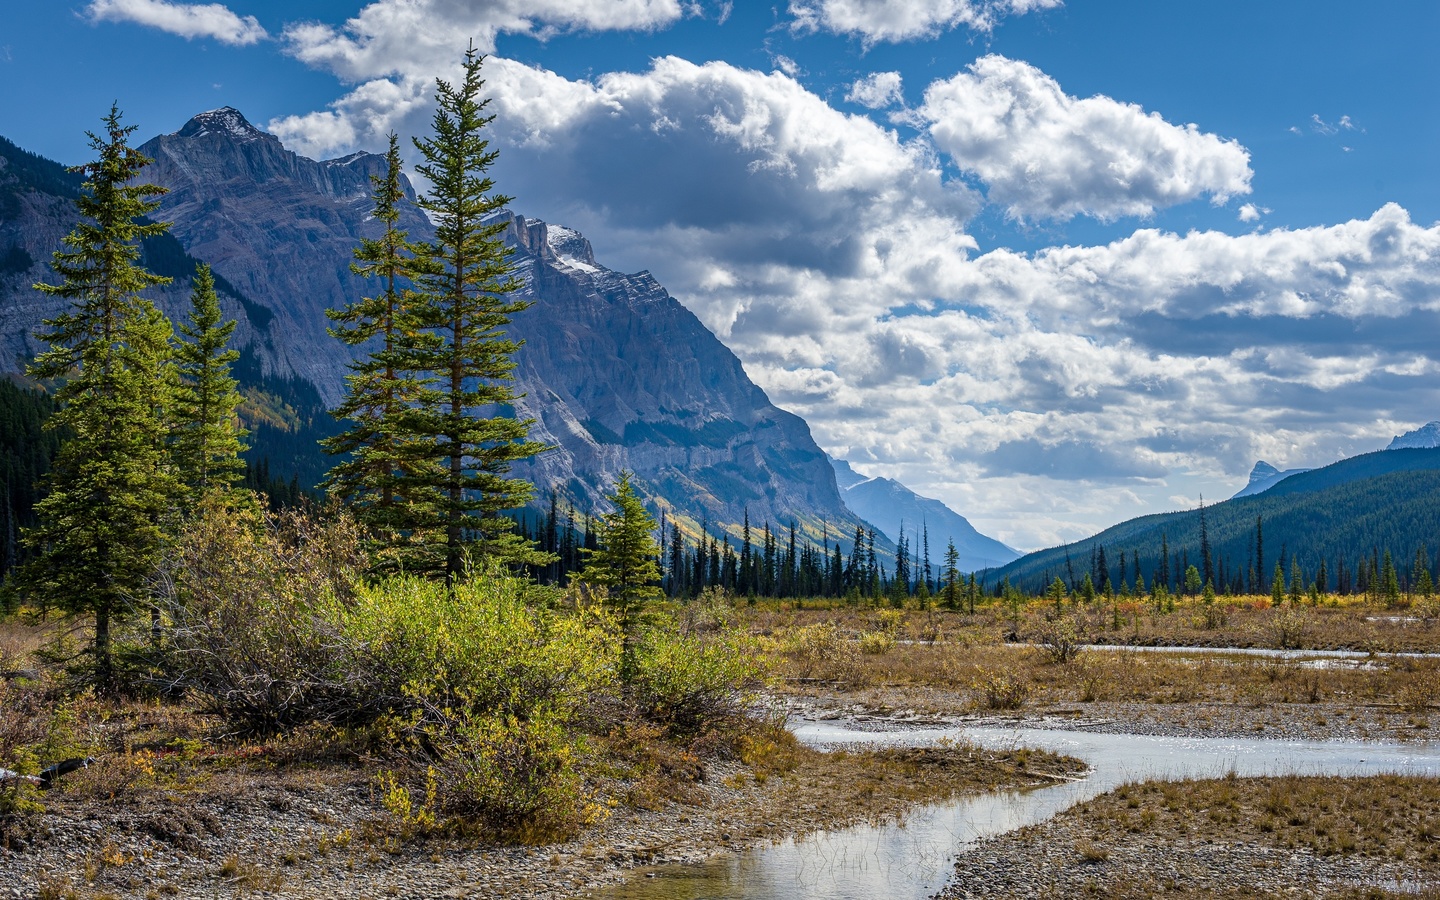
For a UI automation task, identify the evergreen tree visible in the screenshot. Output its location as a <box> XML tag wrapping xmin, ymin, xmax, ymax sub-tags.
<box><xmin>405</xmin><ymin>45</ymin><xmax>548</xmax><ymax>581</ymax></box>
<box><xmin>323</xmin><ymin>133</ymin><xmax>436</xmax><ymax>568</ymax></box>
<box><xmin>1381</xmin><ymin>550</ymin><xmax>1401</xmax><ymax>607</ymax></box>
<box><xmin>172</xmin><ymin>264</ymin><xmax>247</xmax><ymax>501</ymax></box>
<box><xmin>577</xmin><ymin>472</ymin><xmax>662</xmax><ymax>679</ymax></box>
<box><xmin>1271</xmin><ymin>562</ymin><xmax>1286</xmax><ymax>606</ymax></box>
<box><xmin>942</xmin><ymin>539</ymin><xmax>960</xmax><ymax>610</ymax></box>
<box><xmin>19</xmin><ymin>107</ymin><xmax>175</xmax><ymax>694</ymax></box>
<box><xmin>1411</xmin><ymin>546</ymin><xmax>1432</xmax><ymax>599</ymax></box>
<box><xmin>1254</xmin><ymin>516</ymin><xmax>1264</xmax><ymax>594</ymax></box>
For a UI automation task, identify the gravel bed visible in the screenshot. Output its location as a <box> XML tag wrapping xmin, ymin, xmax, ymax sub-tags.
<box><xmin>940</xmin><ymin>830</ymin><xmax>1429</xmax><ymax>899</ymax></box>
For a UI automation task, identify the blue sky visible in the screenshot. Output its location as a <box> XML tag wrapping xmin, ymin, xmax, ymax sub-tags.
<box><xmin>3</xmin><ymin>0</ymin><xmax>1439</xmax><ymax>550</ymax></box>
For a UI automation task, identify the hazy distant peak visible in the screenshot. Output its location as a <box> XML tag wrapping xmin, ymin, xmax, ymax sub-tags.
<box><xmin>1388</xmin><ymin>421</ymin><xmax>1440</xmax><ymax>450</ymax></box>
<box><xmin>1248</xmin><ymin>460</ymin><xmax>1280</xmax><ymax>482</ymax></box>
<box><xmin>1233</xmin><ymin>459</ymin><xmax>1311</xmax><ymax>499</ymax></box>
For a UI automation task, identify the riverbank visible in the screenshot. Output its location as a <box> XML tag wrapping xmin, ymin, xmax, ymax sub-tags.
<box><xmin>0</xmin><ymin>731</ymin><xmax>1082</xmax><ymax>899</ymax></box>
<box><xmin>941</xmin><ymin>773</ymin><xmax>1440</xmax><ymax>899</ymax></box>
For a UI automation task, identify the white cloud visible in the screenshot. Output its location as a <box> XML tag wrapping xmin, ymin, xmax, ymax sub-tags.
<box><xmin>912</xmin><ymin>55</ymin><xmax>1253</xmax><ymax>221</ymax></box>
<box><xmin>282</xmin><ymin>0</ymin><xmax>683</xmax><ymax>81</ymax></box>
<box><xmin>86</xmin><ymin>0</ymin><xmax>267</xmax><ymax>45</ymax></box>
<box><xmin>845</xmin><ymin>71</ymin><xmax>903</xmax><ymax>108</ymax></box>
<box><xmin>1311</xmin><ymin>113</ymin><xmax>1358</xmax><ymax>135</ymax></box>
<box><xmin>257</xmin><ymin>8</ymin><xmax>1438</xmax><ymax>549</ymax></box>
<box><xmin>789</xmin><ymin>0</ymin><xmax>1061</xmax><ymax>43</ymax></box>
<box><xmin>771</xmin><ymin>54</ymin><xmax>803</xmax><ymax>77</ymax></box>
<box><xmin>1237</xmin><ymin>202</ymin><xmax>1269</xmax><ymax>222</ymax></box>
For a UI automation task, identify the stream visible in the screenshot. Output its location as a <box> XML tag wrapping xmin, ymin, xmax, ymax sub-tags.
<box><xmin>591</xmin><ymin>720</ymin><xmax>1440</xmax><ymax>900</ymax></box>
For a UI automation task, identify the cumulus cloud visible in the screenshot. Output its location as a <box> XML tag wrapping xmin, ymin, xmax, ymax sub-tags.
<box><xmin>86</xmin><ymin>0</ymin><xmax>267</xmax><ymax>45</ymax></box>
<box><xmin>845</xmin><ymin>71</ymin><xmax>903</xmax><ymax>108</ymax></box>
<box><xmin>282</xmin><ymin>0</ymin><xmax>685</xmax><ymax>81</ymax></box>
<box><xmin>789</xmin><ymin>0</ymin><xmax>1061</xmax><ymax>43</ymax></box>
<box><xmin>911</xmin><ymin>55</ymin><xmax>1252</xmax><ymax>221</ymax></box>
<box><xmin>251</xmin><ymin>3</ymin><xmax>1435</xmax><ymax>549</ymax></box>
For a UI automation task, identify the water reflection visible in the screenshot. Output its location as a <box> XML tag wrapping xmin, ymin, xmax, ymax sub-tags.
<box><xmin>590</xmin><ymin>722</ymin><xmax>1440</xmax><ymax>900</ymax></box>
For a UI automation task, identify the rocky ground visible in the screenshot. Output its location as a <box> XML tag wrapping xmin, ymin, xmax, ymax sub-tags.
<box><xmin>0</xmin><ymin>738</ymin><xmax>1079</xmax><ymax>899</ymax></box>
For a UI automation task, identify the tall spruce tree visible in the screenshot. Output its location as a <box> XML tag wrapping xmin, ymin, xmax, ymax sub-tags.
<box><xmin>20</xmin><ymin>106</ymin><xmax>175</xmax><ymax>694</ymax></box>
<box><xmin>323</xmin><ymin>133</ymin><xmax>440</xmax><ymax>569</ymax></box>
<box><xmin>578</xmin><ymin>471</ymin><xmax>662</xmax><ymax>679</ymax></box>
<box><xmin>173</xmin><ymin>264</ymin><xmax>247</xmax><ymax>500</ymax></box>
<box><xmin>405</xmin><ymin>45</ymin><xmax>548</xmax><ymax>582</ymax></box>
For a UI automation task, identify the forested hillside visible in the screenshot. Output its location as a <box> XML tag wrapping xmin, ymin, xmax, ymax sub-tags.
<box><xmin>992</xmin><ymin>448</ymin><xmax>1440</xmax><ymax>595</ymax></box>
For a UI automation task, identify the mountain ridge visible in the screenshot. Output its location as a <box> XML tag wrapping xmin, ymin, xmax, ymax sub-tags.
<box><xmin>0</xmin><ymin>112</ymin><xmax>877</xmax><ymax>546</ymax></box>
<box><xmin>829</xmin><ymin>458</ymin><xmax>1018</xmax><ymax>571</ymax></box>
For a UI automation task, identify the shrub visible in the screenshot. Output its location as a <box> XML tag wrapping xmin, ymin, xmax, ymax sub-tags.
<box><xmin>973</xmin><ymin>669</ymin><xmax>1030</xmax><ymax>710</ymax></box>
<box><xmin>630</xmin><ymin>621</ymin><xmax>765</xmax><ymax>738</ymax></box>
<box><xmin>858</xmin><ymin>630</ymin><xmax>896</xmax><ymax>655</ymax></box>
<box><xmin>1034</xmin><ymin>616</ymin><xmax>1084</xmax><ymax>664</ymax></box>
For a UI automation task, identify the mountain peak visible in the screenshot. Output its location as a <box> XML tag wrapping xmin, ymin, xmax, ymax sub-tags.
<box><xmin>1233</xmin><ymin>459</ymin><xmax>1311</xmax><ymax>499</ymax></box>
<box><xmin>1387</xmin><ymin>421</ymin><xmax>1440</xmax><ymax>450</ymax></box>
<box><xmin>176</xmin><ymin>107</ymin><xmax>267</xmax><ymax>143</ymax></box>
<box><xmin>1247</xmin><ymin>460</ymin><xmax>1280</xmax><ymax>483</ymax></box>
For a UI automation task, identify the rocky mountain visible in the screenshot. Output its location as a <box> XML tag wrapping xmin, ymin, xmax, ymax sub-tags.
<box><xmin>1388</xmin><ymin>421</ymin><xmax>1440</xmax><ymax>450</ymax></box>
<box><xmin>138</xmin><ymin>108</ymin><xmax>428</xmax><ymax>401</ymax></box>
<box><xmin>1231</xmin><ymin>460</ymin><xmax>1312</xmax><ymax>499</ymax></box>
<box><xmin>497</xmin><ymin>212</ymin><xmax>866</xmax><ymax>534</ymax></box>
<box><xmin>0</xmin><ymin>112</ymin><xmax>873</xmax><ymax>542</ymax></box>
<box><xmin>830</xmin><ymin>458</ymin><xmax>1018</xmax><ymax>571</ymax></box>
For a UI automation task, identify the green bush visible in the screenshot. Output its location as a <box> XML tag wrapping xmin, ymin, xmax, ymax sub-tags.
<box><xmin>630</xmin><ymin>621</ymin><xmax>764</xmax><ymax>737</ymax></box>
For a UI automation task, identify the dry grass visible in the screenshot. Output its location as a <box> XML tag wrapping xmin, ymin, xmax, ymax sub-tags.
<box><xmin>755</xmin><ymin>603</ymin><xmax>1440</xmax><ymax>715</ymax></box>
<box><xmin>1080</xmin><ymin>774</ymin><xmax>1440</xmax><ymax>861</ymax></box>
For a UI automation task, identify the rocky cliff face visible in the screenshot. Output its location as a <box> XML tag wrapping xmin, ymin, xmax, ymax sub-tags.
<box><xmin>0</xmin><ymin>131</ymin><xmax>270</xmax><ymax>377</ymax></box>
<box><xmin>3</xmin><ymin>111</ymin><xmax>865</xmax><ymax>536</ymax></box>
<box><xmin>501</xmin><ymin>213</ymin><xmax>859</xmax><ymax>529</ymax></box>
<box><xmin>138</xmin><ymin>108</ymin><xmax>426</xmax><ymax>402</ymax></box>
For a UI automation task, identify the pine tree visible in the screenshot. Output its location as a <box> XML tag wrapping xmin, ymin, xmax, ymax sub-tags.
<box><xmin>1381</xmin><ymin>550</ymin><xmax>1401</xmax><ymax>607</ymax></box>
<box><xmin>578</xmin><ymin>472</ymin><xmax>662</xmax><ymax>679</ymax></box>
<box><xmin>173</xmin><ymin>264</ymin><xmax>247</xmax><ymax>501</ymax></box>
<box><xmin>942</xmin><ymin>538</ymin><xmax>960</xmax><ymax>610</ymax></box>
<box><xmin>323</xmin><ymin>133</ymin><xmax>436</xmax><ymax>567</ymax></box>
<box><xmin>404</xmin><ymin>46</ymin><xmax>549</xmax><ymax>582</ymax></box>
<box><xmin>19</xmin><ymin>106</ymin><xmax>175</xmax><ymax>694</ymax></box>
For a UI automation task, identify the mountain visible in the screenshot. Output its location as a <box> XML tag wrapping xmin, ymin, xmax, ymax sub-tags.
<box><xmin>1231</xmin><ymin>460</ymin><xmax>1312</xmax><ymax>499</ymax></box>
<box><xmin>0</xmin><ymin>112</ymin><xmax>873</xmax><ymax>544</ymax></box>
<box><xmin>829</xmin><ymin>458</ymin><xmax>1019</xmax><ymax>571</ymax></box>
<box><xmin>992</xmin><ymin>448</ymin><xmax>1440</xmax><ymax>593</ymax></box>
<box><xmin>1388</xmin><ymin>421</ymin><xmax>1440</xmax><ymax>450</ymax></box>
<box><xmin>497</xmin><ymin>213</ymin><xmax>867</xmax><ymax>536</ymax></box>
<box><xmin>0</xmin><ymin>129</ymin><xmax>334</xmax><ymax>490</ymax></box>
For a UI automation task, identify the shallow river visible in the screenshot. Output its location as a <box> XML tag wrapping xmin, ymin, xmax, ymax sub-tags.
<box><xmin>592</xmin><ymin>720</ymin><xmax>1440</xmax><ymax>900</ymax></box>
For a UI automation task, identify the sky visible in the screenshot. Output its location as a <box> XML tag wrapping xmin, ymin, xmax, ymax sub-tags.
<box><xmin>3</xmin><ymin>0</ymin><xmax>1440</xmax><ymax>551</ymax></box>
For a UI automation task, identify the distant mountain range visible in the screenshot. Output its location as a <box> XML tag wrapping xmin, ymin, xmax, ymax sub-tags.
<box><xmin>830</xmin><ymin>458</ymin><xmax>1019</xmax><ymax>572</ymax></box>
<box><xmin>1</xmin><ymin>108</ymin><xmax>1018</xmax><ymax>560</ymax></box>
<box><xmin>994</xmin><ymin>448</ymin><xmax>1440</xmax><ymax>593</ymax></box>
<box><xmin>1388</xmin><ymin>421</ymin><xmax>1440</xmax><ymax>450</ymax></box>
<box><xmin>1232</xmin><ymin>420</ymin><xmax>1440</xmax><ymax>500</ymax></box>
